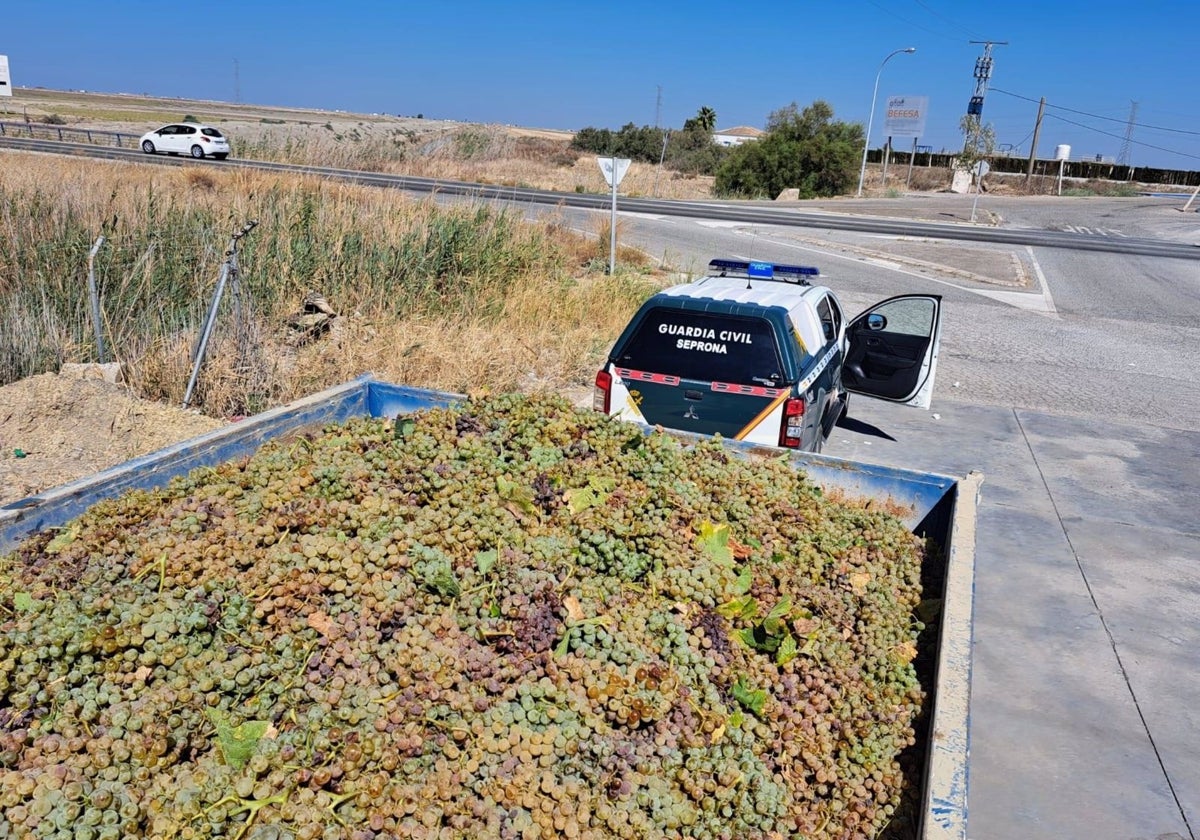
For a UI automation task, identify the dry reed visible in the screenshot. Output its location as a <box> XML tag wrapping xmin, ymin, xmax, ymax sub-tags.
<box><xmin>0</xmin><ymin>153</ymin><xmax>669</xmax><ymax>416</ymax></box>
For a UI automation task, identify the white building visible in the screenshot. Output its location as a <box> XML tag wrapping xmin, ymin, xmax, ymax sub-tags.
<box><xmin>712</xmin><ymin>126</ymin><xmax>764</xmax><ymax>147</ymax></box>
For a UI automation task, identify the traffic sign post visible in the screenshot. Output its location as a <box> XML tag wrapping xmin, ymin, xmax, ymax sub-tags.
<box><xmin>970</xmin><ymin>160</ymin><xmax>990</xmax><ymax>223</ymax></box>
<box><xmin>0</xmin><ymin>56</ymin><xmax>12</xmax><ymax>98</ymax></box>
<box><xmin>597</xmin><ymin>157</ymin><xmax>630</xmax><ymax>275</ymax></box>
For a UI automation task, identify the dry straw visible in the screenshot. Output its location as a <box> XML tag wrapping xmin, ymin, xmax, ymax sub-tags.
<box><xmin>0</xmin><ymin>153</ymin><xmax>669</xmax><ymax>416</ymax></box>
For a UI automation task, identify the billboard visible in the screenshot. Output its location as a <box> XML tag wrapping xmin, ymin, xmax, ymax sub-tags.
<box><xmin>0</xmin><ymin>56</ymin><xmax>10</xmax><ymax>97</ymax></box>
<box><xmin>885</xmin><ymin>95</ymin><xmax>928</xmax><ymax>138</ymax></box>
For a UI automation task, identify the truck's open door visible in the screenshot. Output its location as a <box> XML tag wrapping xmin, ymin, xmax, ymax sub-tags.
<box><xmin>842</xmin><ymin>295</ymin><xmax>942</xmax><ymax>409</ymax></box>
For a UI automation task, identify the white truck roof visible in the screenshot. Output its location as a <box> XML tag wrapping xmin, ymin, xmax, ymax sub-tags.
<box><xmin>656</xmin><ymin>275</ymin><xmax>832</xmax><ymax>359</ymax></box>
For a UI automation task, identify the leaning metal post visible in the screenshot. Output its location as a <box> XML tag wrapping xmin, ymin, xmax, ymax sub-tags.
<box><xmin>86</xmin><ymin>236</ymin><xmax>107</xmax><ymax>363</ymax></box>
<box><xmin>183</xmin><ymin>220</ymin><xmax>258</xmax><ymax>409</ymax></box>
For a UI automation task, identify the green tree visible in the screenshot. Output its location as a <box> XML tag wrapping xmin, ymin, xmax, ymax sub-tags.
<box><xmin>612</xmin><ymin>123</ymin><xmax>666</xmax><ymax>162</ymax></box>
<box><xmin>715</xmin><ymin>101</ymin><xmax>862</xmax><ymax>199</ymax></box>
<box><xmin>570</xmin><ymin>123</ymin><xmax>667</xmax><ymax>163</ymax></box>
<box><xmin>683</xmin><ymin>106</ymin><xmax>717</xmax><ymax>134</ymax></box>
<box><xmin>570</xmin><ymin>126</ymin><xmax>615</xmax><ymax>155</ymax></box>
<box><xmin>957</xmin><ymin>114</ymin><xmax>997</xmax><ymax>179</ymax></box>
<box><xmin>664</xmin><ymin>126</ymin><xmax>730</xmax><ymax>175</ymax></box>
<box><xmin>571</xmin><ymin>106</ymin><xmax>729</xmax><ymax>175</ymax></box>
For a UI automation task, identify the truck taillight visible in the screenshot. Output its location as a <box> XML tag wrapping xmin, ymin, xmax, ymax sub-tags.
<box><xmin>593</xmin><ymin>370</ymin><xmax>612</xmax><ymax>414</ymax></box>
<box><xmin>779</xmin><ymin>397</ymin><xmax>805</xmax><ymax>448</ymax></box>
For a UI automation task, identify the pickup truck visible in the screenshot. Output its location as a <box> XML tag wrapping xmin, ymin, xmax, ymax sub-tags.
<box><xmin>594</xmin><ymin>259</ymin><xmax>943</xmax><ymax>452</ymax></box>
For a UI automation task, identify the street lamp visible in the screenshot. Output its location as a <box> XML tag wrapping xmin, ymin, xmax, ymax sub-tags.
<box><xmin>856</xmin><ymin>47</ymin><xmax>916</xmax><ymax>197</ymax></box>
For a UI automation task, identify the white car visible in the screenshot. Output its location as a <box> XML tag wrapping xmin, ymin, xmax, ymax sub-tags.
<box><xmin>139</xmin><ymin>123</ymin><xmax>230</xmax><ymax>160</ymax></box>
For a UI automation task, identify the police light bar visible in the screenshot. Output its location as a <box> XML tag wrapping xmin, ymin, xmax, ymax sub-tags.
<box><xmin>708</xmin><ymin>259</ymin><xmax>820</xmax><ymax>284</ymax></box>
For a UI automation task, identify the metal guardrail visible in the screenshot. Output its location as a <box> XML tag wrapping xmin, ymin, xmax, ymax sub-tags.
<box><xmin>0</xmin><ymin>119</ymin><xmax>137</xmax><ymax>148</ymax></box>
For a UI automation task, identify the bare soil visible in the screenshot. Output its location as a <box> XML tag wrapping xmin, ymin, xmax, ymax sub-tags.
<box><xmin>0</xmin><ymin>373</ymin><xmax>225</xmax><ymax>506</ymax></box>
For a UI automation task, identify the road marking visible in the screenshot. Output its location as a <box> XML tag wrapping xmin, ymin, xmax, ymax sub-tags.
<box><xmin>752</xmin><ymin>235</ymin><xmax>1062</xmax><ymax>317</ymax></box>
<box><xmin>1060</xmin><ymin>225</ymin><xmax>1128</xmax><ymax>237</ymax></box>
<box><xmin>1025</xmin><ymin>246</ymin><xmax>1059</xmax><ymax>318</ymax></box>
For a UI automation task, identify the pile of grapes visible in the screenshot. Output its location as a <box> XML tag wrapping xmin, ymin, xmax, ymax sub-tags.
<box><xmin>0</xmin><ymin>393</ymin><xmax>929</xmax><ymax>840</ymax></box>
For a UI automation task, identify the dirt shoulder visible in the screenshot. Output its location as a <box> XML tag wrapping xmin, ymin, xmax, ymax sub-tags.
<box><xmin>0</xmin><ymin>371</ymin><xmax>225</xmax><ymax>507</ymax></box>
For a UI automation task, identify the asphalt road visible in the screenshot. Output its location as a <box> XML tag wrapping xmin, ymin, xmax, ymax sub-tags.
<box><xmin>547</xmin><ymin>195</ymin><xmax>1200</xmax><ymax>433</ymax></box>
<box><xmin>583</xmin><ymin>194</ymin><xmax>1200</xmax><ymax>840</ymax></box>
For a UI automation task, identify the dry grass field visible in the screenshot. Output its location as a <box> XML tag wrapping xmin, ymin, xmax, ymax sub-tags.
<box><xmin>0</xmin><ymin>106</ymin><xmax>678</xmax><ymax>495</ymax></box>
<box><xmin>3</xmin><ymin>88</ymin><xmax>719</xmax><ymax>200</ymax></box>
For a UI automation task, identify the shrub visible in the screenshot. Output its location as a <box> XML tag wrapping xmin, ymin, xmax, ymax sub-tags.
<box><xmin>715</xmin><ymin>101</ymin><xmax>861</xmax><ymax>199</ymax></box>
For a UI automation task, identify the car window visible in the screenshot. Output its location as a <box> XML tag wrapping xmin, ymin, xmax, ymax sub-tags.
<box><xmin>158</xmin><ymin>126</ymin><xmax>175</xmax><ymax>135</ymax></box>
<box><xmin>201</xmin><ymin>127</ymin><xmax>224</xmax><ymax>138</ymax></box>
<box><xmin>869</xmin><ymin>298</ymin><xmax>936</xmax><ymax>335</ymax></box>
<box><xmin>828</xmin><ymin>295</ymin><xmax>843</xmax><ymax>340</ymax></box>
<box><xmin>180</xmin><ymin>125</ymin><xmax>196</xmax><ymax>135</ymax></box>
<box><xmin>615</xmin><ymin>308</ymin><xmax>785</xmax><ymax>387</ymax></box>
<box><xmin>816</xmin><ymin>296</ymin><xmax>838</xmax><ymax>343</ymax></box>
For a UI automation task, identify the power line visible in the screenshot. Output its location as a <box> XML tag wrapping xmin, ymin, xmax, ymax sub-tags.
<box><xmin>1044</xmin><ymin>112</ymin><xmax>1200</xmax><ymax>161</ymax></box>
<box><xmin>910</xmin><ymin>0</ymin><xmax>982</xmax><ymax>40</ymax></box>
<box><xmin>865</xmin><ymin>0</ymin><xmax>959</xmax><ymax>40</ymax></box>
<box><xmin>991</xmin><ymin>87</ymin><xmax>1200</xmax><ymax>136</ymax></box>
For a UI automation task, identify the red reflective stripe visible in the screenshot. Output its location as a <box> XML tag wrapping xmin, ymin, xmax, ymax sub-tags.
<box><xmin>615</xmin><ymin>368</ymin><xmax>680</xmax><ymax>386</ymax></box>
<box><xmin>711</xmin><ymin>382</ymin><xmax>788</xmax><ymax>398</ymax></box>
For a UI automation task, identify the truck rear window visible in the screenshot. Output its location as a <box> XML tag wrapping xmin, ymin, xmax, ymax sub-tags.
<box><xmin>614</xmin><ymin>308</ymin><xmax>784</xmax><ymax>387</ymax></box>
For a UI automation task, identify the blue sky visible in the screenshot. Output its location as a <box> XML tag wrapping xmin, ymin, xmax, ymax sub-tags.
<box><xmin>6</xmin><ymin>0</ymin><xmax>1199</xmax><ymax>170</ymax></box>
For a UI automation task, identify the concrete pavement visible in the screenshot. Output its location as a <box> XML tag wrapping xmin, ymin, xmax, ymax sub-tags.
<box><xmin>825</xmin><ymin>397</ymin><xmax>1198</xmax><ymax>840</ymax></box>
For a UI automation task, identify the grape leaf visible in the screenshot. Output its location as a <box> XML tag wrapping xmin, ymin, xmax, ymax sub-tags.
<box><xmin>892</xmin><ymin>640</ymin><xmax>918</xmax><ymax>664</ymax></box>
<box><xmin>496</xmin><ymin>476</ymin><xmax>536</xmax><ymax>514</ymax></box>
<box><xmin>554</xmin><ymin>626</ymin><xmax>574</xmax><ymax>658</ymax></box>
<box><xmin>732</xmin><ymin>676</ymin><xmax>767</xmax><ymax>717</ymax></box>
<box><xmin>717</xmin><ymin>594</ymin><xmax>757</xmax><ymax>621</ymax></box>
<box><xmin>393</xmin><ymin>417</ymin><xmax>416</xmax><ymax>439</ymax></box>
<box><xmin>776</xmin><ymin>633</ymin><xmax>799</xmax><ymax>666</ymax></box>
<box><xmin>475</xmin><ymin>549</ymin><xmax>497</xmax><ymax>576</ymax></box>
<box><xmin>207</xmin><ymin>709</ymin><xmax>270</xmax><ymax>770</ymax></box>
<box><xmin>916</xmin><ymin>599</ymin><xmax>943</xmax><ymax>624</ymax></box>
<box><xmin>565</xmin><ymin>476</ymin><xmax>615</xmax><ymax>515</ymax></box>
<box><xmin>763</xmin><ymin>597</ymin><xmax>793</xmax><ymax>636</ymax></box>
<box><xmin>696</xmin><ymin>521</ymin><xmax>732</xmax><ymax>565</ymax></box>
<box><xmin>45</xmin><ymin>523</ymin><xmax>80</xmax><ymax>555</ymax></box>
<box><xmin>849</xmin><ymin>571</ymin><xmax>871</xmax><ymax>594</ymax></box>
<box><xmin>425</xmin><ymin>565</ymin><xmax>461</xmax><ymax>598</ymax></box>
<box><xmin>732</xmin><ymin>567</ymin><xmax>752</xmax><ymax>595</ymax></box>
<box><xmin>565</xmin><ymin>486</ymin><xmax>601</xmax><ymax>515</ymax></box>
<box><xmin>12</xmin><ymin>592</ymin><xmax>35</xmax><ymax>611</ymax></box>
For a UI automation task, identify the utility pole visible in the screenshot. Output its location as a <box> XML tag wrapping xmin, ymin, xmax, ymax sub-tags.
<box><xmin>654</xmin><ymin>85</ymin><xmax>662</xmax><ymax>129</ymax></box>
<box><xmin>1025</xmin><ymin>96</ymin><xmax>1046</xmax><ymax>185</ymax></box>
<box><xmin>963</xmin><ymin>40</ymin><xmax>1006</xmax><ymax>202</ymax></box>
<box><xmin>965</xmin><ymin>41</ymin><xmax>1007</xmax><ymax>122</ymax></box>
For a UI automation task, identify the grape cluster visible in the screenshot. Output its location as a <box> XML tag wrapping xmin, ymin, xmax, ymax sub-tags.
<box><xmin>0</xmin><ymin>392</ymin><xmax>929</xmax><ymax>839</ymax></box>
